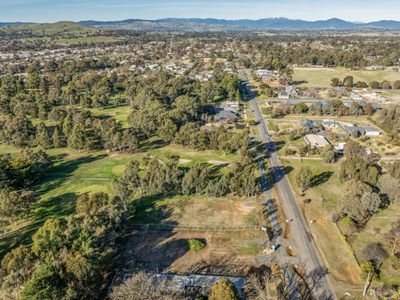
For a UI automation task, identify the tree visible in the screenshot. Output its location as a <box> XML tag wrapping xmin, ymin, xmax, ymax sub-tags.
<box><xmin>369</xmin><ymin>81</ymin><xmax>381</xmax><ymax>89</ymax></box>
<box><xmin>381</xmin><ymin>81</ymin><xmax>392</xmax><ymax>90</ymax></box>
<box><xmin>296</xmin><ymin>165</ymin><xmax>312</xmax><ymax>193</ymax></box>
<box><xmin>321</xmin><ymin>146</ymin><xmax>336</xmax><ymax>163</ymax></box>
<box><xmin>378</xmin><ymin>174</ymin><xmax>400</xmax><ymax>203</ymax></box>
<box><xmin>64</xmin><ymin>252</ymin><xmax>100</xmax><ymax>297</ymax></box>
<box><xmin>32</xmin><ymin>218</ymin><xmax>68</xmax><ymax>262</ymax></box>
<box><xmin>246</xmin><ymin>272</ymin><xmax>284</xmax><ymax>300</ymax></box>
<box><xmin>388</xmin><ymin>161</ymin><xmax>400</xmax><ymax>179</ymax></box>
<box><xmin>35</xmin><ymin>122</ymin><xmax>52</xmax><ymax>149</ymax></box>
<box><xmin>330</xmin><ymin>77</ymin><xmax>340</xmax><ymax>87</ymax></box>
<box><xmin>75</xmin><ymin>192</ymin><xmax>110</xmax><ymax>217</ymax></box>
<box><xmin>52</xmin><ymin>125</ymin><xmax>65</xmax><ymax>148</ymax></box>
<box><xmin>339</xmin><ymin>154</ymin><xmax>380</xmax><ymax>186</ymax></box>
<box><xmin>208</xmin><ymin>278</ymin><xmax>239</xmax><ymax>300</ymax></box>
<box><xmin>62</xmin><ymin>113</ymin><xmax>74</xmax><ymax>136</ymax></box>
<box><xmin>339</xmin><ymin>180</ymin><xmax>381</xmax><ymax>225</ymax></box>
<box><xmin>394</xmin><ymin>80</ymin><xmax>400</xmax><ymax>90</ymax></box>
<box><xmin>141</xmin><ymin>156</ymin><xmax>183</xmax><ymax>196</ymax></box>
<box><xmin>121</xmin><ymin>129</ymin><xmax>139</xmax><ymax>153</ymax></box>
<box><xmin>0</xmin><ymin>115</ymin><xmax>35</xmax><ymax>147</ymax></box>
<box><xmin>157</xmin><ymin>118</ymin><xmax>178</xmax><ymax>143</ymax></box>
<box><xmin>182</xmin><ymin>164</ymin><xmax>211</xmax><ymax>195</ymax></box>
<box><xmin>360</xmin><ymin>261</ymin><xmax>376</xmax><ymax>297</ymax></box>
<box><xmin>68</xmin><ymin>124</ymin><xmax>87</xmax><ymax>151</ymax></box>
<box><xmin>362</xmin><ymin>243</ymin><xmax>388</xmax><ymax>264</ymax></box>
<box><xmin>343</xmin><ymin>75</ymin><xmax>354</xmax><ymax>88</ymax></box>
<box><xmin>0</xmin><ymin>188</ymin><xmax>35</xmax><ymax>225</ymax></box>
<box><xmin>113</xmin><ymin>160</ymin><xmax>141</xmax><ymax>200</ymax></box>
<box><xmin>20</xmin><ymin>264</ymin><xmax>65</xmax><ymax>300</ymax></box>
<box><xmin>385</xmin><ymin>220</ymin><xmax>400</xmax><ymax>256</ymax></box>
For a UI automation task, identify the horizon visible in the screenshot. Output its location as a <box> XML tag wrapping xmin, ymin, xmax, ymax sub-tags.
<box><xmin>2</xmin><ymin>17</ymin><xmax>400</xmax><ymax>25</ymax></box>
<box><xmin>0</xmin><ymin>0</ymin><xmax>400</xmax><ymax>23</ymax></box>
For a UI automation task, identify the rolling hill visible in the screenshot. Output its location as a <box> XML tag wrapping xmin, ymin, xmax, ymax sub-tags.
<box><xmin>79</xmin><ymin>17</ymin><xmax>400</xmax><ymax>31</ymax></box>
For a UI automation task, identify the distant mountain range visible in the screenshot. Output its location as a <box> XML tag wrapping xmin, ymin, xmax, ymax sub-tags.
<box><xmin>79</xmin><ymin>18</ymin><xmax>400</xmax><ymax>31</ymax></box>
<box><xmin>1</xmin><ymin>18</ymin><xmax>400</xmax><ymax>31</ymax></box>
<box><xmin>0</xmin><ymin>22</ymin><xmax>31</xmax><ymax>27</ymax></box>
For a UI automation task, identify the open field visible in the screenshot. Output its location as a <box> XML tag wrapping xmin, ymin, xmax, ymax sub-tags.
<box><xmin>121</xmin><ymin>194</ymin><xmax>267</xmax><ymax>275</ymax></box>
<box><xmin>293</xmin><ymin>67</ymin><xmax>400</xmax><ymax>88</ymax></box>
<box><xmin>148</xmin><ymin>143</ymin><xmax>237</xmax><ymax>167</ymax></box>
<box><xmin>122</xmin><ymin>230</ymin><xmax>266</xmax><ymax>276</ymax></box>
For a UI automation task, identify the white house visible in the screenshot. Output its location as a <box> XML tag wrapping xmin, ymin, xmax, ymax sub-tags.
<box><xmin>364</xmin><ymin>126</ymin><xmax>381</xmax><ymax>137</ymax></box>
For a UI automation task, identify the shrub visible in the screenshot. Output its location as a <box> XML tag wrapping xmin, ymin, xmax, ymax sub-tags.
<box><xmin>188</xmin><ymin>239</ymin><xmax>205</xmax><ymax>252</ymax></box>
<box><xmin>208</xmin><ymin>278</ymin><xmax>239</xmax><ymax>300</ymax></box>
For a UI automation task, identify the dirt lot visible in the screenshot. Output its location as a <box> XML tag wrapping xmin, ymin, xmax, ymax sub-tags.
<box><xmin>121</xmin><ymin>230</ymin><xmax>268</xmax><ymax>276</ymax></box>
<box><xmin>119</xmin><ymin>195</ymin><xmax>270</xmax><ymax>277</ymax></box>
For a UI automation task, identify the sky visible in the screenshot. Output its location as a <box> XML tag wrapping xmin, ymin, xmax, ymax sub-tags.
<box><xmin>0</xmin><ymin>0</ymin><xmax>399</xmax><ymax>23</ymax></box>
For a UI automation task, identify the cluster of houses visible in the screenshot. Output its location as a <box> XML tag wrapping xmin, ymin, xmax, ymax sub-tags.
<box><xmin>301</xmin><ymin>118</ymin><xmax>381</xmax><ymax>137</ymax></box>
<box><xmin>300</xmin><ymin>118</ymin><xmax>382</xmax><ymax>153</ymax></box>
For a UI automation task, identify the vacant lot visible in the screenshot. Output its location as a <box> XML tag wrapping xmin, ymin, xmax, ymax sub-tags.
<box><xmin>121</xmin><ymin>194</ymin><xmax>267</xmax><ymax>275</ymax></box>
<box><xmin>293</xmin><ymin>67</ymin><xmax>400</xmax><ymax>88</ymax></box>
<box><xmin>122</xmin><ymin>230</ymin><xmax>266</xmax><ymax>276</ymax></box>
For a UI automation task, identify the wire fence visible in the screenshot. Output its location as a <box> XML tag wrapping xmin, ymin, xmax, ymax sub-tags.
<box><xmin>129</xmin><ymin>223</ymin><xmax>261</xmax><ymax>232</ymax></box>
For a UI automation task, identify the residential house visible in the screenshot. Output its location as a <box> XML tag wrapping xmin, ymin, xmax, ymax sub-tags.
<box><xmin>350</xmin><ymin>92</ymin><xmax>363</xmax><ymax>101</ymax></box>
<box><xmin>322</xmin><ymin>119</ymin><xmax>338</xmax><ymax>128</ymax></box>
<box><xmin>304</xmin><ymin>134</ymin><xmax>330</xmax><ymax>149</ymax></box>
<box><xmin>364</xmin><ymin>126</ymin><xmax>381</xmax><ymax>137</ymax></box>
<box><xmin>300</xmin><ymin>119</ymin><xmax>324</xmax><ymax>133</ymax></box>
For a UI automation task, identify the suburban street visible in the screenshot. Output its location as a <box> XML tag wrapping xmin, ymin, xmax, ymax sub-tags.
<box><xmin>242</xmin><ymin>71</ymin><xmax>337</xmax><ymax>300</ymax></box>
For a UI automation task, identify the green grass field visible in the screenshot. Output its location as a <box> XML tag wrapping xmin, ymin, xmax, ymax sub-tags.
<box><xmin>90</xmin><ymin>105</ymin><xmax>131</xmax><ymax>128</ymax></box>
<box><xmin>293</xmin><ymin>67</ymin><xmax>400</xmax><ymax>88</ymax></box>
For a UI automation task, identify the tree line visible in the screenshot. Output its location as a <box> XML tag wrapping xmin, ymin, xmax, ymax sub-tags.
<box><xmin>114</xmin><ymin>149</ymin><xmax>260</xmax><ymax>201</ymax></box>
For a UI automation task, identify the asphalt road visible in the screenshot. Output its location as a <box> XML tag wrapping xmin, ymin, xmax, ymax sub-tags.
<box><xmin>242</xmin><ymin>72</ymin><xmax>336</xmax><ymax>300</ymax></box>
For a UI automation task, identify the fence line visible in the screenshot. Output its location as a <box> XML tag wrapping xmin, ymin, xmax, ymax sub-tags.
<box><xmin>128</xmin><ymin>224</ymin><xmax>261</xmax><ymax>232</ymax></box>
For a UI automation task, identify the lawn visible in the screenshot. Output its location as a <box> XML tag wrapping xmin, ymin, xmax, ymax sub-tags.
<box><xmin>90</xmin><ymin>105</ymin><xmax>131</xmax><ymax>128</ymax></box>
<box><xmin>293</xmin><ymin>67</ymin><xmax>400</xmax><ymax>88</ymax></box>
<box><xmin>148</xmin><ymin>143</ymin><xmax>238</xmax><ymax>166</ymax></box>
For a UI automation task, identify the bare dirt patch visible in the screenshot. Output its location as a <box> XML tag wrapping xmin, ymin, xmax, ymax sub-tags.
<box><xmin>178</xmin><ymin>158</ymin><xmax>191</xmax><ymax>164</ymax></box>
<box><xmin>121</xmin><ymin>230</ymin><xmax>266</xmax><ymax>276</ymax></box>
<box><xmin>207</xmin><ymin>160</ymin><xmax>229</xmax><ymax>166</ymax></box>
<box><xmin>169</xmin><ymin>197</ymin><xmax>258</xmax><ymax>227</ymax></box>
